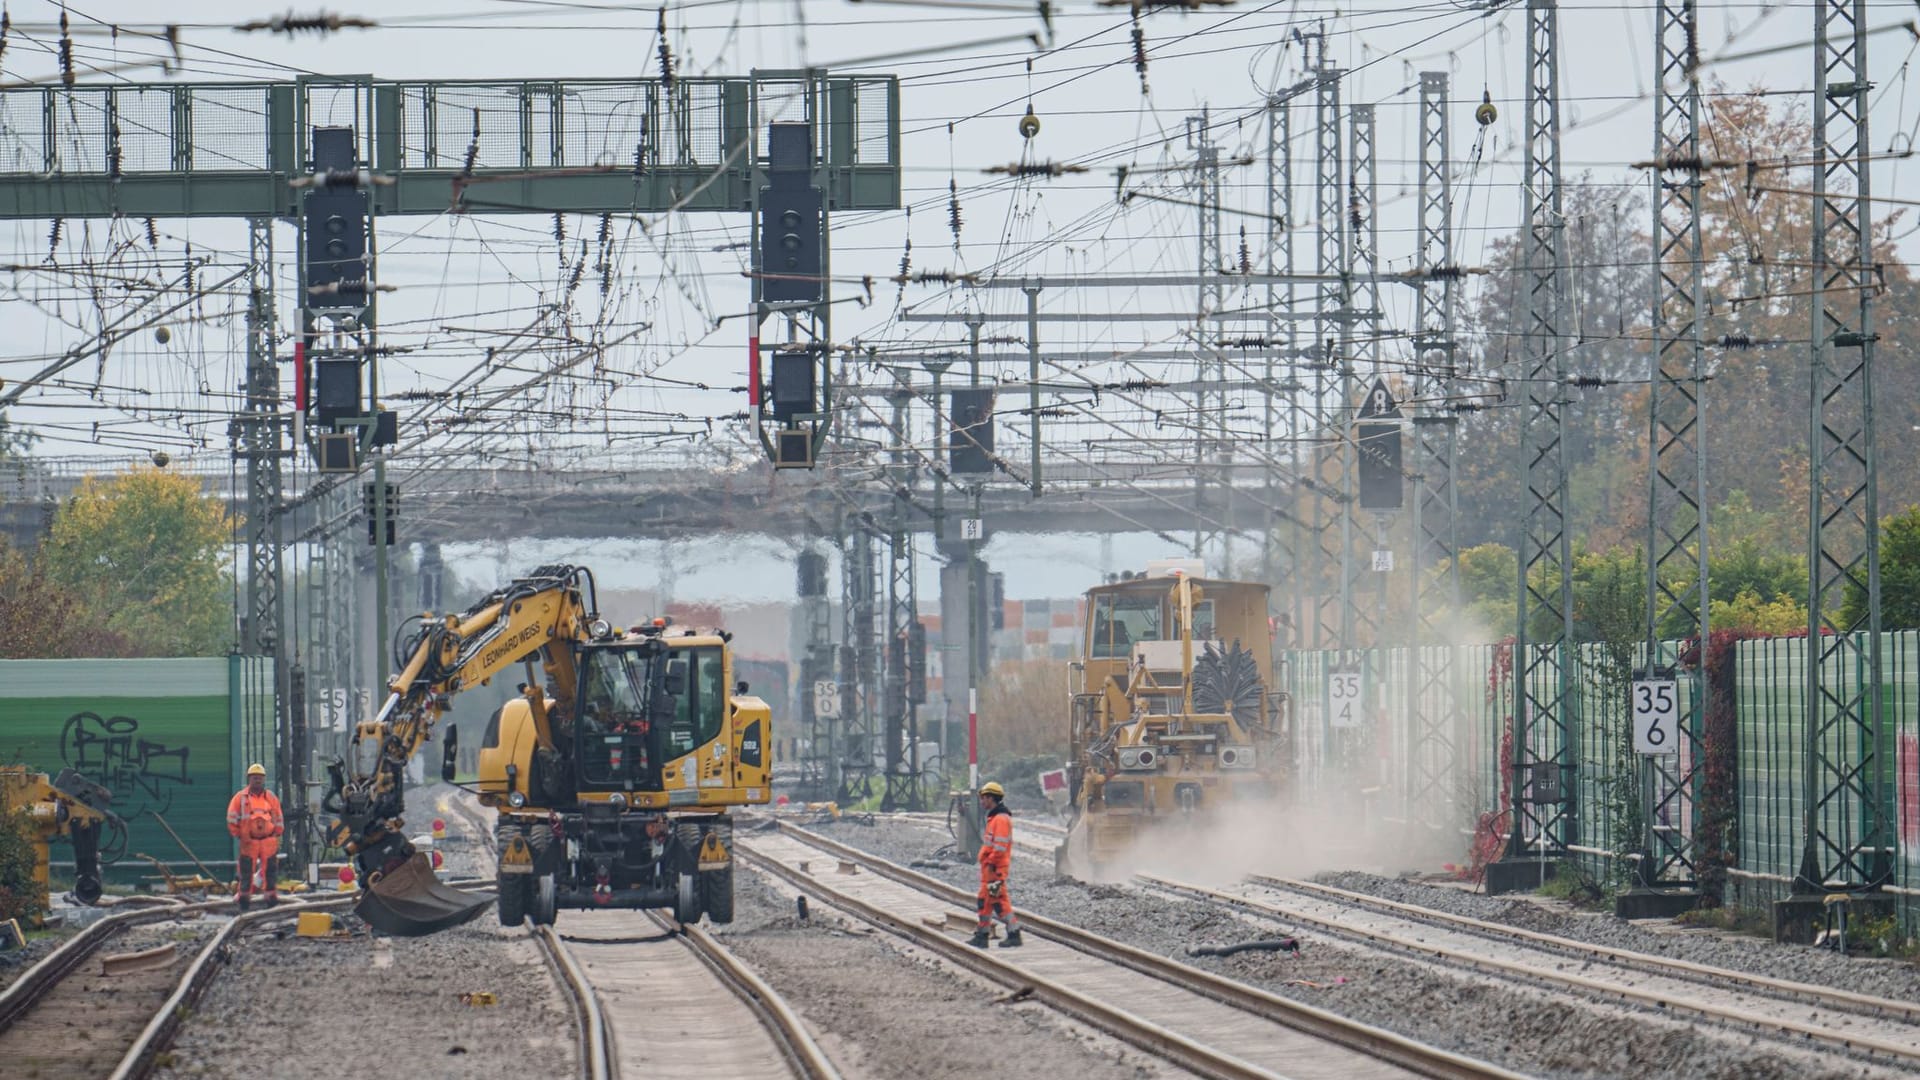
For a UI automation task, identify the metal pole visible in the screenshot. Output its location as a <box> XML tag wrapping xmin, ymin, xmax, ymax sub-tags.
<box><xmin>1025</xmin><ymin>287</ymin><xmax>1042</xmax><ymax>496</ymax></box>
<box><xmin>238</xmin><ymin>216</ymin><xmax>298</xmax><ymax>864</ymax></box>
<box><xmin>1344</xmin><ymin>103</ymin><xmax>1382</xmax><ymax>654</ymax></box>
<box><xmin>1798</xmin><ymin>0</ymin><xmax>1887</xmax><ymax>895</ymax></box>
<box><xmin>1495</xmin><ymin>0</ymin><xmax>1576</xmax><ymax>883</ymax></box>
<box><xmin>1263</xmin><ymin>89</ymin><xmax>1294</xmax><ymax>598</ymax></box>
<box><xmin>1191</xmin><ymin>110</ymin><xmax>1224</xmax><ymax>569</ymax></box>
<box><xmin>1410</xmin><ymin>71</ymin><xmax>1462</xmax><ymax>836</ymax></box>
<box><xmin>1311</xmin><ymin>44</ymin><xmax>1345</xmax><ymax>652</ymax></box>
<box><xmin>1639</xmin><ymin>0</ymin><xmax>1709</xmax><ymax>892</ymax></box>
<box><xmin>968</xmin><ymin>486</ymin><xmax>982</xmax><ymax>792</ymax></box>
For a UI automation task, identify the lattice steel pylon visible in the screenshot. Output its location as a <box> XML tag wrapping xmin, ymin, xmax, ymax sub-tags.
<box><xmin>1308</xmin><ymin>44</ymin><xmax>1347</xmax><ymax>651</ymax></box>
<box><xmin>1342</xmin><ymin>103</ymin><xmax>1382</xmax><ymax>653</ymax></box>
<box><xmin>1263</xmin><ymin>85</ymin><xmax>1298</xmax><ymax>628</ymax></box>
<box><xmin>881</xmin><ymin>391</ymin><xmax>925</xmax><ymax>811</ymax></box>
<box><xmin>234</xmin><ymin>217</ymin><xmax>301</xmax><ymax>862</ymax></box>
<box><xmin>1493</xmin><ymin>0</ymin><xmax>1578</xmax><ymax>885</ymax></box>
<box><xmin>1638</xmin><ymin>0</ymin><xmax>1709</xmax><ymax>891</ymax></box>
<box><xmin>797</xmin><ymin>541</ymin><xmax>837</xmax><ymax>801</ymax></box>
<box><xmin>1190</xmin><ymin>111</ymin><xmax>1227</xmax><ymax>571</ymax></box>
<box><xmin>305</xmin><ymin>484</ymin><xmax>359</xmax><ymax>769</ymax></box>
<box><xmin>1798</xmin><ymin>0</ymin><xmax>1889</xmax><ymax>894</ymax></box>
<box><xmin>1408</xmin><ymin>71</ymin><xmax>1463</xmax><ymax>831</ymax></box>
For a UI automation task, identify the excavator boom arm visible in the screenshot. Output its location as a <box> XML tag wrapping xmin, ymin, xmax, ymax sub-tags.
<box><xmin>328</xmin><ymin>565</ymin><xmax>597</xmax><ymax>868</ymax></box>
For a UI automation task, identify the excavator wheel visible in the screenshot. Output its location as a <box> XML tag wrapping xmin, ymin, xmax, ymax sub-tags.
<box><xmin>495</xmin><ymin>822</ymin><xmax>531</xmax><ymax>927</ymax></box>
<box><xmin>672</xmin><ymin>823</ymin><xmax>708</xmax><ymax>925</ymax></box>
<box><xmin>700</xmin><ymin>864</ymin><xmax>734</xmax><ymax>925</ymax></box>
<box><xmin>531</xmin><ymin>873</ymin><xmax>558</xmax><ymax>926</ymax></box>
<box><xmin>496</xmin><ymin>870</ymin><xmax>530</xmax><ymax>927</ymax></box>
<box><xmin>674</xmin><ymin>871</ymin><xmax>703</xmax><ymax>925</ymax></box>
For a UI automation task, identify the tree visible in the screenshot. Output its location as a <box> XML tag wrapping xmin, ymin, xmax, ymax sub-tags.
<box><xmin>1452</xmin><ymin>542</ymin><xmax>1517</xmax><ymax>636</ymax></box>
<box><xmin>1843</xmin><ymin>505</ymin><xmax>1920</xmax><ymax>631</ymax></box>
<box><xmin>1451</xmin><ymin>88</ymin><xmax>1920</xmax><ymax>564</ymax></box>
<box><xmin>0</xmin><ymin>411</ymin><xmax>33</xmax><ymax>462</ymax></box>
<box><xmin>1710</xmin><ymin>589</ymin><xmax>1806</xmax><ymax>636</ymax></box>
<box><xmin>41</xmin><ymin>468</ymin><xmax>234</xmax><ymax>656</ymax></box>
<box><xmin>1455</xmin><ymin>178</ymin><xmax>1654</xmax><ymax>551</ymax></box>
<box><xmin>1565</xmin><ymin>548</ymin><xmax>1645</xmax><ymax>647</ymax></box>
<box><xmin>0</xmin><ymin>805</ymin><xmax>42</xmax><ymax>924</ymax></box>
<box><xmin>0</xmin><ymin>539</ymin><xmax>136</xmax><ymax>658</ymax></box>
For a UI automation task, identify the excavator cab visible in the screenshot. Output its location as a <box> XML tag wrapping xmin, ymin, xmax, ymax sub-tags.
<box><xmin>329</xmin><ymin>565</ymin><xmax>771</xmax><ymax>936</ymax></box>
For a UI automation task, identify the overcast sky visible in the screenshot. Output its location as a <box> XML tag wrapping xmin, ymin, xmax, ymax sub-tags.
<box><xmin>0</xmin><ymin>0</ymin><xmax>1909</xmax><ymax>600</ymax></box>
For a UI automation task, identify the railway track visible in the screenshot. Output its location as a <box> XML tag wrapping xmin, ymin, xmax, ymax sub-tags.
<box><xmin>740</xmin><ymin>822</ymin><xmax>1520</xmax><ymax>1080</ymax></box>
<box><xmin>897</xmin><ymin>809</ymin><xmax>1920</xmax><ymax>1070</ymax></box>
<box><xmin>434</xmin><ymin>788</ymin><xmax>612</xmax><ymax>1080</ymax></box>
<box><xmin>559</xmin><ymin>910</ymin><xmax>838</xmax><ymax>1080</ymax></box>
<box><xmin>1147</xmin><ymin>872</ymin><xmax>1920</xmax><ymax>1070</ymax></box>
<box><xmin>437</xmin><ymin>787</ymin><xmax>833</xmax><ymax>1080</ymax></box>
<box><xmin>0</xmin><ymin>890</ymin><xmax>359</xmax><ymax>1080</ymax></box>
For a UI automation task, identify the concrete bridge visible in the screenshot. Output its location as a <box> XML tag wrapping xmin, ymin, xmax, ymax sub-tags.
<box><xmin>0</xmin><ymin>451</ymin><xmax>1291</xmax><ymax>550</ymax></box>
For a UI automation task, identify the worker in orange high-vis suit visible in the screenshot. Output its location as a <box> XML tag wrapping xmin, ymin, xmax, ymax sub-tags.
<box><xmin>968</xmin><ymin>782</ymin><xmax>1023</xmax><ymax>948</ymax></box>
<box><xmin>227</xmin><ymin>763</ymin><xmax>284</xmax><ymax>910</ymax></box>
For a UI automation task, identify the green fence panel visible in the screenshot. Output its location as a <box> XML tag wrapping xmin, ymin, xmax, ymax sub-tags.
<box><xmin>0</xmin><ymin>657</ymin><xmax>242</xmax><ymax>884</ymax></box>
<box><xmin>1278</xmin><ymin>632</ymin><xmax>1918</xmax><ymax>924</ymax></box>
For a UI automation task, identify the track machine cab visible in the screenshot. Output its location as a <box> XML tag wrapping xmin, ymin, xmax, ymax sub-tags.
<box><xmin>1056</xmin><ymin>564</ymin><xmax>1289</xmax><ymax>877</ymax></box>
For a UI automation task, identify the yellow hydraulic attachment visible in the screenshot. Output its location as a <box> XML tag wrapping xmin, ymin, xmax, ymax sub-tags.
<box><xmin>0</xmin><ymin>767</ymin><xmax>118</xmax><ymax>924</ymax></box>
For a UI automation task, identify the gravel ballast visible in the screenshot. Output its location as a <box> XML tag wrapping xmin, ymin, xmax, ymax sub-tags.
<box><xmin>720</xmin><ymin>862</ymin><xmax>1177</xmax><ymax>1080</ymax></box>
<box><xmin>1317</xmin><ymin>870</ymin><xmax>1920</xmax><ymax>1003</ymax></box>
<box><xmin>153</xmin><ymin>915</ymin><xmax>575</xmax><ymax>1080</ymax></box>
<box><xmin>806</xmin><ymin>815</ymin><xmax>1910</xmax><ymax>1080</ymax></box>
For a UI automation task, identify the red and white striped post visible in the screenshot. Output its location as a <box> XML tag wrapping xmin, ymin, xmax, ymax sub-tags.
<box><xmin>967</xmin><ymin>686</ymin><xmax>979</xmax><ymax>791</ymax></box>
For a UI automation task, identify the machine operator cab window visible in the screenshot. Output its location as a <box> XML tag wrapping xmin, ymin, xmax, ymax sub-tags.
<box><xmin>1090</xmin><ymin>592</ymin><xmax>1163</xmax><ymax>659</ymax></box>
<box><xmin>663</xmin><ymin>647</ymin><xmax>726</xmax><ymax>761</ymax></box>
<box><xmin>580</xmin><ymin>652</ymin><xmax>648</xmax><ymax>734</ymax></box>
<box><xmin>577</xmin><ymin>647</ymin><xmax>656</xmax><ymax>786</ymax></box>
<box><xmin>1178</xmin><ymin>599</ymin><xmax>1217</xmax><ymax>644</ymax></box>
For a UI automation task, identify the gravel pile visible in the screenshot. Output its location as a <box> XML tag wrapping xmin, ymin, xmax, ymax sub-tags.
<box><xmin>1318</xmin><ymin>871</ymin><xmax>1920</xmax><ymax>1003</ymax></box>
<box><xmin>154</xmin><ymin>915</ymin><xmax>574</xmax><ymax>1080</ymax></box>
<box><xmin>808</xmin><ymin>817</ymin><xmax>1906</xmax><ymax>1080</ymax></box>
<box><xmin>720</xmin><ymin>865</ymin><xmax>1174</xmax><ymax>1080</ymax></box>
<box><xmin>0</xmin><ymin>929</ymin><xmax>66</xmax><ymax>990</ymax></box>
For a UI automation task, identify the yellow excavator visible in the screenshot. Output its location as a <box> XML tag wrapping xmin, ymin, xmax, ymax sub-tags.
<box><xmin>1056</xmin><ymin>563</ymin><xmax>1289</xmax><ymax>877</ymax></box>
<box><xmin>0</xmin><ymin>766</ymin><xmax>118</xmax><ymax>924</ymax></box>
<box><xmin>324</xmin><ymin>564</ymin><xmax>772</xmax><ymax>935</ymax></box>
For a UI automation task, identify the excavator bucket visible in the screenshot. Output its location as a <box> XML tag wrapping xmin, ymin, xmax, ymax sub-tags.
<box><xmin>355</xmin><ymin>853</ymin><xmax>494</xmax><ymax>936</ymax></box>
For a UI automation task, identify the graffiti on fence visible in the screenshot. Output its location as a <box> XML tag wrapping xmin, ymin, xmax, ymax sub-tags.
<box><xmin>59</xmin><ymin>711</ymin><xmax>192</xmax><ymax>828</ymax></box>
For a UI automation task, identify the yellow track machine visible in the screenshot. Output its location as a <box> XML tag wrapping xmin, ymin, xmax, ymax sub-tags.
<box><xmin>1056</xmin><ymin>562</ymin><xmax>1289</xmax><ymax>876</ymax></box>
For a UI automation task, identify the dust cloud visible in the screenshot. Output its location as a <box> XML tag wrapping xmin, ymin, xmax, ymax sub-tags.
<box><xmin>1068</xmin><ymin>605</ymin><xmax>1500</xmax><ymax>886</ymax></box>
<box><xmin>1076</xmin><ymin>797</ymin><xmax>1463</xmax><ymax>887</ymax></box>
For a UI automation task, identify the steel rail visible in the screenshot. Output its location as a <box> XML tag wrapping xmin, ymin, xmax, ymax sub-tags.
<box><xmin>433</xmin><ymin>790</ymin><xmax>611</xmax><ymax>1080</ymax></box>
<box><xmin>737</xmin><ymin>842</ymin><xmax>1277</xmax><ymax>1080</ymax></box>
<box><xmin>752</xmin><ymin>823</ymin><xmax>1519</xmax><ymax>1080</ymax></box>
<box><xmin>656</xmin><ymin>912</ymin><xmax>842</xmax><ymax>1080</ymax></box>
<box><xmin>109</xmin><ymin>893</ymin><xmax>359</xmax><ymax>1080</ymax></box>
<box><xmin>1250</xmin><ymin>874</ymin><xmax>1920</xmax><ymax>1024</ymax></box>
<box><xmin>1147</xmin><ymin>875</ymin><xmax>1920</xmax><ymax>1067</ymax></box>
<box><xmin>0</xmin><ymin>891</ymin><xmax>339</xmax><ymax>1036</ymax></box>
<box><xmin>536</xmin><ymin>925</ymin><xmax>615</xmax><ymax>1080</ymax></box>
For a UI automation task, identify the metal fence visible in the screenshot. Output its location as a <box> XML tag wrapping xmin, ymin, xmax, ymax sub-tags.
<box><xmin>1282</xmin><ymin>631</ymin><xmax>1919</xmax><ymax>924</ymax></box>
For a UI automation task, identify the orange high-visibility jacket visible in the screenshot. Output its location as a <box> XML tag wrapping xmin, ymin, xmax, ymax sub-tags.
<box><xmin>978</xmin><ymin>805</ymin><xmax>1012</xmax><ymax>877</ymax></box>
<box><xmin>227</xmin><ymin>787</ymin><xmax>284</xmax><ymax>840</ymax></box>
